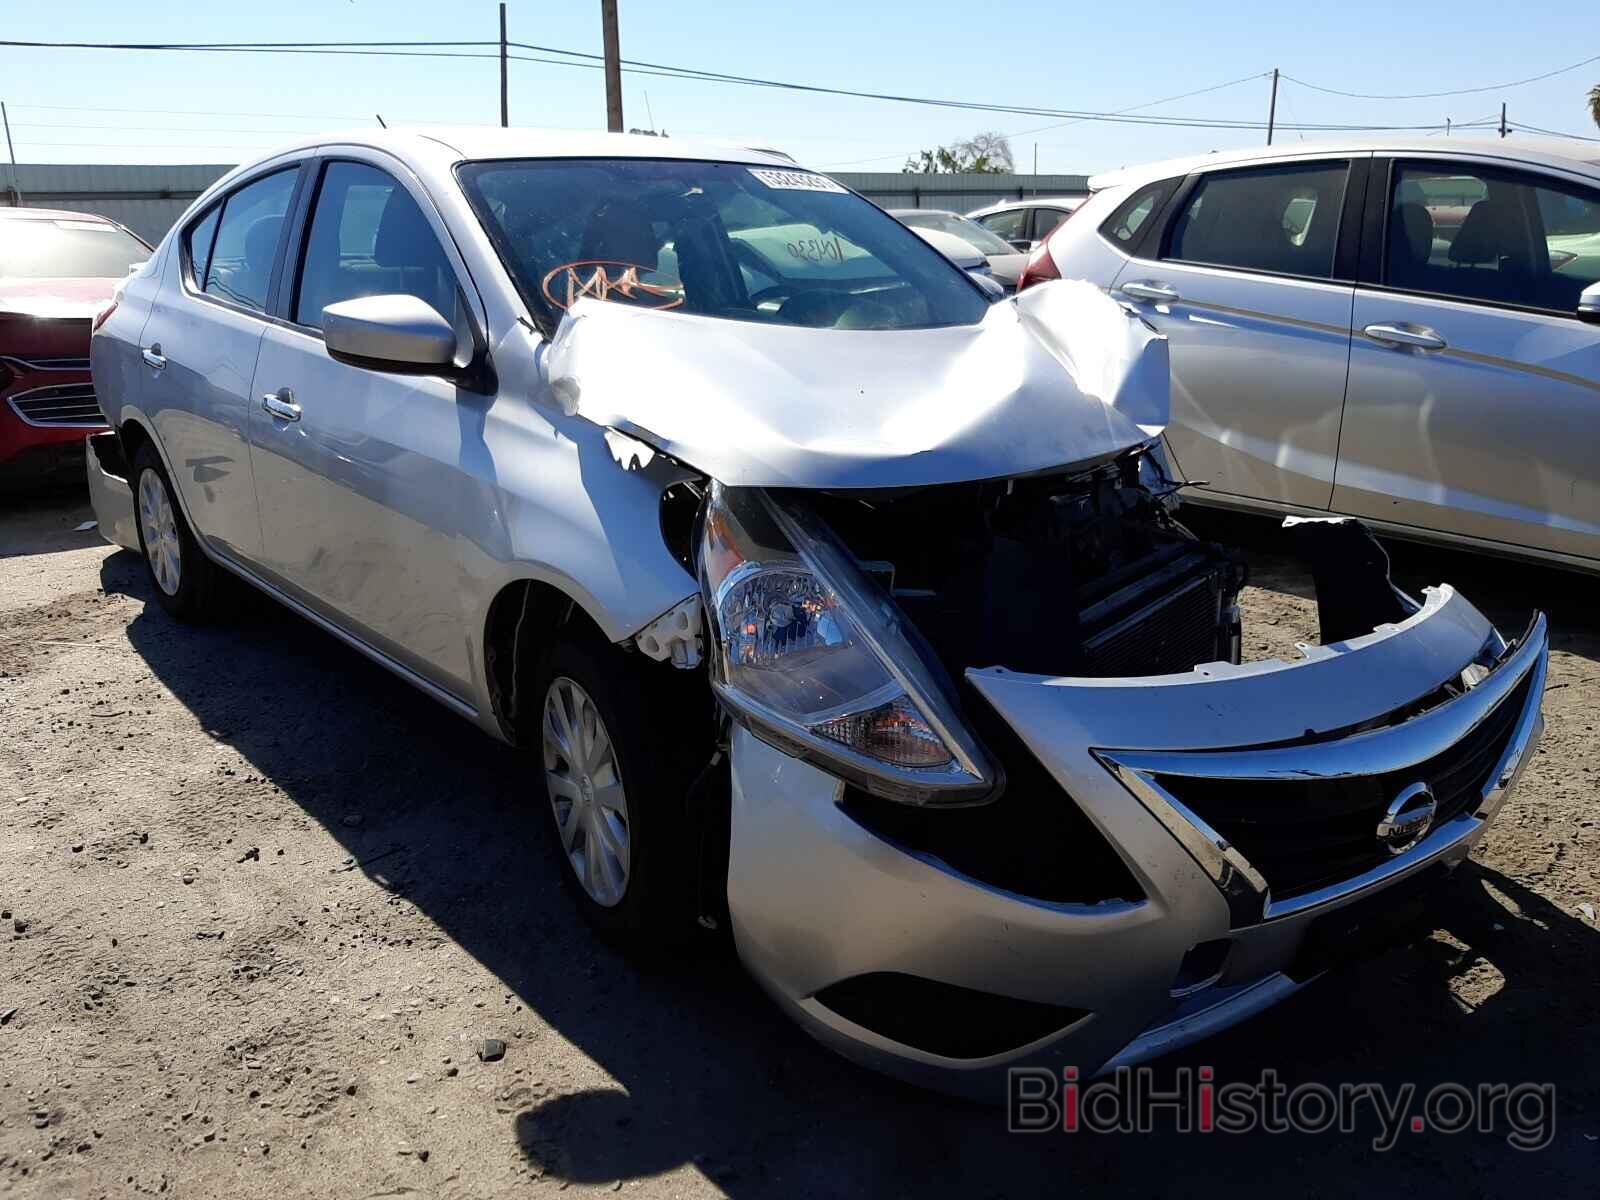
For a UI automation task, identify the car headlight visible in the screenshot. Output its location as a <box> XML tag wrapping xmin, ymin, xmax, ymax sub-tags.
<box><xmin>699</xmin><ymin>482</ymin><xmax>996</xmax><ymax>806</ymax></box>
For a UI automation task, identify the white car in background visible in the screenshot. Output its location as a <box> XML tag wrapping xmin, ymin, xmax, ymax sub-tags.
<box><xmin>1031</xmin><ymin>137</ymin><xmax>1600</xmax><ymax>572</ymax></box>
<box><xmin>890</xmin><ymin>209</ymin><xmax>1027</xmax><ymax>290</ymax></box>
<box><xmin>965</xmin><ymin>196</ymin><xmax>1082</xmax><ymax>252</ymax></box>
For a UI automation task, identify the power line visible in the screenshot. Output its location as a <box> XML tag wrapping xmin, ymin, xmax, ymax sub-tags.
<box><xmin>1507</xmin><ymin>120</ymin><xmax>1600</xmax><ymax>144</ymax></box>
<box><xmin>1281</xmin><ymin>52</ymin><xmax>1600</xmax><ymax>101</ymax></box>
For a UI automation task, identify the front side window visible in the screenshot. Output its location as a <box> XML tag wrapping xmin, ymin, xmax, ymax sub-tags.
<box><xmin>0</xmin><ymin>217</ymin><xmax>148</xmax><ymax>279</ymax></box>
<box><xmin>1167</xmin><ymin>161</ymin><xmax>1349</xmax><ymax>280</ymax></box>
<box><xmin>459</xmin><ymin>159</ymin><xmax>988</xmax><ymax>332</ymax></box>
<box><xmin>295</xmin><ymin>162</ymin><xmax>460</xmax><ymax>330</ymax></box>
<box><xmin>975</xmin><ymin>208</ymin><xmax>1029</xmax><ymax>243</ymax></box>
<box><xmin>203</xmin><ymin>168</ymin><xmax>298</xmax><ymax>312</ymax></box>
<box><xmin>1386</xmin><ymin>162</ymin><xmax>1600</xmax><ymax>313</ymax></box>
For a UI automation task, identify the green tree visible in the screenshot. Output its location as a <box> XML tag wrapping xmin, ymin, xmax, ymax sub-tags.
<box><xmin>1590</xmin><ymin>83</ymin><xmax>1600</xmax><ymax>131</ymax></box>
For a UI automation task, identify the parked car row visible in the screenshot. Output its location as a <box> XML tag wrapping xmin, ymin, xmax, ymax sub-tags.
<box><xmin>0</xmin><ymin>207</ymin><xmax>149</xmax><ymax>484</ymax></box>
<box><xmin>1026</xmin><ymin>137</ymin><xmax>1600</xmax><ymax>572</ymax></box>
<box><xmin>81</xmin><ymin>128</ymin><xmax>1551</xmax><ymax>1098</ymax></box>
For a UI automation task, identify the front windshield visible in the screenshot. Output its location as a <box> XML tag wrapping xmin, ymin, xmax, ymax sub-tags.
<box><xmin>457</xmin><ymin>158</ymin><xmax>989</xmax><ymax>332</ymax></box>
<box><xmin>0</xmin><ymin>218</ymin><xmax>149</xmax><ymax>279</ymax></box>
<box><xmin>899</xmin><ymin>211</ymin><xmax>1015</xmax><ymax>257</ymax></box>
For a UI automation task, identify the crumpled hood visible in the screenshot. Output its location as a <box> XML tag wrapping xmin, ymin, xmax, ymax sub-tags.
<box><xmin>0</xmin><ymin>276</ymin><xmax>119</xmax><ymax>320</ymax></box>
<box><xmin>542</xmin><ymin>278</ymin><xmax>1169</xmax><ymax>489</ymax></box>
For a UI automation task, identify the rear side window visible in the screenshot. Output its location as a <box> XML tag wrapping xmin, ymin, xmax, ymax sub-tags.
<box><xmin>1031</xmin><ymin>208</ymin><xmax>1072</xmax><ymax>240</ymax></box>
<box><xmin>1385</xmin><ymin>162</ymin><xmax>1600</xmax><ymax>313</ymax></box>
<box><xmin>184</xmin><ymin>207</ymin><xmax>220</xmax><ymax>287</ymax></box>
<box><xmin>294</xmin><ymin>161</ymin><xmax>460</xmax><ymax>330</ymax></box>
<box><xmin>1166</xmin><ymin>161</ymin><xmax>1349</xmax><ymax>280</ymax></box>
<box><xmin>1099</xmin><ymin>180</ymin><xmax>1177</xmax><ymax>250</ymax></box>
<box><xmin>202</xmin><ymin>168</ymin><xmax>298</xmax><ymax>312</ymax></box>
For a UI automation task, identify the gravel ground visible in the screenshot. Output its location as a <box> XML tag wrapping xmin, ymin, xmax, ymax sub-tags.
<box><xmin>2</xmin><ymin>489</ymin><xmax>1597</xmax><ymax>1198</ymax></box>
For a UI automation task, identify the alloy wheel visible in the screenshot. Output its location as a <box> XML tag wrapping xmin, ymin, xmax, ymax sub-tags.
<box><xmin>137</xmin><ymin>468</ymin><xmax>182</xmax><ymax>597</ymax></box>
<box><xmin>542</xmin><ymin>676</ymin><xmax>631</xmax><ymax>907</ymax></box>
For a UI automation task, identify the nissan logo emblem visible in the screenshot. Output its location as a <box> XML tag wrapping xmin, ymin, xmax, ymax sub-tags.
<box><xmin>1377</xmin><ymin>782</ymin><xmax>1437</xmax><ymax>855</ymax></box>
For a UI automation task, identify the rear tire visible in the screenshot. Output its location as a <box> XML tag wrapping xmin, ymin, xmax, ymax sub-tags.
<box><xmin>132</xmin><ymin>443</ymin><xmax>221</xmax><ymax>622</ymax></box>
<box><xmin>533</xmin><ymin>634</ymin><xmax>702</xmax><ymax>947</ymax></box>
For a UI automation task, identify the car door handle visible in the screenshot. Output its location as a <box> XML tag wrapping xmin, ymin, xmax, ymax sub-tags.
<box><xmin>261</xmin><ymin>388</ymin><xmax>301</xmax><ymax>422</ymax></box>
<box><xmin>1120</xmin><ymin>281</ymin><xmax>1181</xmax><ymax>303</ymax></box>
<box><xmin>1363</xmin><ymin>322</ymin><xmax>1447</xmax><ymax>351</ymax></box>
<box><xmin>141</xmin><ymin>344</ymin><xmax>167</xmax><ymax>371</ymax></box>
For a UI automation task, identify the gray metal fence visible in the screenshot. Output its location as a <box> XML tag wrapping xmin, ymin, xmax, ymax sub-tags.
<box><xmin>830</xmin><ymin>172</ymin><xmax>1090</xmax><ymax>213</ymax></box>
<box><xmin>2</xmin><ymin>163</ymin><xmax>231</xmax><ymax>244</ymax></box>
<box><xmin>1</xmin><ymin>162</ymin><xmax>1090</xmax><ymax>244</ymax></box>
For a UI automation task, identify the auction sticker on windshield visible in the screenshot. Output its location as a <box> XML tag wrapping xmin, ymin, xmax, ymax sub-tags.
<box><xmin>748</xmin><ymin>168</ymin><xmax>847</xmax><ymax>193</ymax></box>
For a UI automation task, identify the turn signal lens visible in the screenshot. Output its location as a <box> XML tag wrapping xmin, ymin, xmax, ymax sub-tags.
<box><xmin>92</xmin><ymin>296</ymin><xmax>119</xmax><ymax>333</ymax></box>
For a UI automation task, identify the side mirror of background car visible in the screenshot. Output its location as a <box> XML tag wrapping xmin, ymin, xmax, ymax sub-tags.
<box><xmin>1578</xmin><ymin>283</ymin><xmax>1600</xmax><ymax>326</ymax></box>
<box><xmin>323</xmin><ymin>294</ymin><xmax>459</xmax><ymax>372</ymax></box>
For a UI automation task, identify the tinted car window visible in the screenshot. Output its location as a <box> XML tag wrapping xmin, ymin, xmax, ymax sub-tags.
<box><xmin>184</xmin><ymin>207</ymin><xmax>220</xmax><ymax>287</ymax></box>
<box><xmin>295</xmin><ymin>162</ymin><xmax>459</xmax><ymax>330</ymax></box>
<box><xmin>203</xmin><ymin>168</ymin><xmax>298</xmax><ymax>312</ymax></box>
<box><xmin>1031</xmin><ymin>208</ymin><xmax>1072</xmax><ymax>240</ymax></box>
<box><xmin>1386</xmin><ymin>162</ymin><xmax>1600</xmax><ymax>313</ymax></box>
<box><xmin>1167</xmin><ymin>162</ymin><xmax>1348</xmax><ymax>279</ymax></box>
<box><xmin>975</xmin><ymin>208</ymin><xmax>1029</xmax><ymax>243</ymax></box>
<box><xmin>1100</xmin><ymin>180</ymin><xmax>1176</xmax><ymax>250</ymax></box>
<box><xmin>459</xmin><ymin>159</ymin><xmax>988</xmax><ymax>331</ymax></box>
<box><xmin>0</xmin><ymin>217</ymin><xmax>149</xmax><ymax>279</ymax></box>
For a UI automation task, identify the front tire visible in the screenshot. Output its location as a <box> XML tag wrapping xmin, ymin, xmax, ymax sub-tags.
<box><xmin>132</xmin><ymin>443</ymin><xmax>221</xmax><ymax>621</ymax></box>
<box><xmin>534</xmin><ymin>635</ymin><xmax>700</xmax><ymax>946</ymax></box>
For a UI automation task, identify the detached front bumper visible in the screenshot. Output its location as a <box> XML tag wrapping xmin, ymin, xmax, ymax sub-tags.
<box><xmin>726</xmin><ymin>587</ymin><xmax>1547</xmax><ymax>1099</ymax></box>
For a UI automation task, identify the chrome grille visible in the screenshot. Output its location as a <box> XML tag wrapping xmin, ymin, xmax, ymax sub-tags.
<box><xmin>8</xmin><ymin>382</ymin><xmax>104</xmax><ymax>427</ymax></box>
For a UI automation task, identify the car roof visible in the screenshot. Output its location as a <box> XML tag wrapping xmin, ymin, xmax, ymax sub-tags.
<box><xmin>966</xmin><ymin>196</ymin><xmax>1084</xmax><ymax>216</ymax></box>
<box><xmin>888</xmin><ymin>208</ymin><xmax>964</xmax><ymax>218</ymax></box>
<box><xmin>0</xmin><ymin>206</ymin><xmax>122</xmax><ymax>223</ymax></box>
<box><xmin>242</xmin><ymin>125</ymin><xmax>798</xmax><ymax>171</ymax></box>
<box><xmin>1088</xmin><ymin>135</ymin><xmax>1600</xmax><ymax>192</ymax></box>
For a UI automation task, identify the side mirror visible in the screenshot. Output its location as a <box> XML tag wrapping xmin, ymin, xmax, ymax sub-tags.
<box><xmin>323</xmin><ymin>294</ymin><xmax>458</xmax><ymax>371</ymax></box>
<box><xmin>1579</xmin><ymin>282</ymin><xmax>1600</xmax><ymax>326</ymax></box>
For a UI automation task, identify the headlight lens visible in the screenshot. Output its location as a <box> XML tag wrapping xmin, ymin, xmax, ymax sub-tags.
<box><xmin>699</xmin><ymin>483</ymin><xmax>995</xmax><ymax>805</ymax></box>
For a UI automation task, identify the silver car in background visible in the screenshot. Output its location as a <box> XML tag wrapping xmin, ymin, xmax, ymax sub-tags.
<box><xmin>890</xmin><ymin>209</ymin><xmax>1027</xmax><ymax>289</ymax></box>
<box><xmin>1038</xmin><ymin>137</ymin><xmax>1600</xmax><ymax>573</ymax></box>
<box><xmin>88</xmin><ymin>129</ymin><xmax>1547</xmax><ymax>1098</ymax></box>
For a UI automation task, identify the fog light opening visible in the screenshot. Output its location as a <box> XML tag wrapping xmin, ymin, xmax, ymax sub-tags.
<box><xmin>1171</xmin><ymin>938</ymin><xmax>1232</xmax><ymax>997</ymax></box>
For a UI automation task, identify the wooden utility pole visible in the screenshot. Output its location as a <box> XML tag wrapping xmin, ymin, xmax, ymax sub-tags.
<box><xmin>1266</xmin><ymin>68</ymin><xmax>1279</xmax><ymax>145</ymax></box>
<box><xmin>601</xmin><ymin>0</ymin><xmax>623</xmax><ymax>132</ymax></box>
<box><xmin>1499</xmin><ymin>102</ymin><xmax>1507</xmax><ymax>138</ymax></box>
<box><xmin>499</xmin><ymin>3</ymin><xmax>509</xmax><ymax>127</ymax></box>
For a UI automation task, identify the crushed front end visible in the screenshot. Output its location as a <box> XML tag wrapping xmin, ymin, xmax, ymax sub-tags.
<box><xmin>696</xmin><ymin>446</ymin><xmax>1547</xmax><ymax>1098</ymax></box>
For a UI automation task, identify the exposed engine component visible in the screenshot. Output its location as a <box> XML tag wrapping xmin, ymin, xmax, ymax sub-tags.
<box><xmin>795</xmin><ymin>447</ymin><xmax>1245</xmax><ymax>682</ymax></box>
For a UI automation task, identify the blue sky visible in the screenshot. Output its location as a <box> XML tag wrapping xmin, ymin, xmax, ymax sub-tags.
<box><xmin>2</xmin><ymin>1</ymin><xmax>1596</xmax><ymax>173</ymax></box>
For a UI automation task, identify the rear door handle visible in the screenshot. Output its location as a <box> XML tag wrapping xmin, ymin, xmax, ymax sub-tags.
<box><xmin>141</xmin><ymin>344</ymin><xmax>166</xmax><ymax>371</ymax></box>
<box><xmin>1120</xmin><ymin>281</ymin><xmax>1181</xmax><ymax>303</ymax></box>
<box><xmin>261</xmin><ymin>388</ymin><xmax>301</xmax><ymax>422</ymax></box>
<box><xmin>1363</xmin><ymin>322</ymin><xmax>1447</xmax><ymax>351</ymax></box>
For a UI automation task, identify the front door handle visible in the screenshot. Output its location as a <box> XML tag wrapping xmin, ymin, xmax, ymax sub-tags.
<box><xmin>261</xmin><ymin>388</ymin><xmax>301</xmax><ymax>422</ymax></box>
<box><xmin>1363</xmin><ymin>322</ymin><xmax>1447</xmax><ymax>351</ymax></box>
<box><xmin>1120</xmin><ymin>281</ymin><xmax>1181</xmax><ymax>303</ymax></box>
<box><xmin>141</xmin><ymin>344</ymin><xmax>167</xmax><ymax>371</ymax></box>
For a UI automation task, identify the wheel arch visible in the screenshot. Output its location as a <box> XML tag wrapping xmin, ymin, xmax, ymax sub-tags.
<box><xmin>482</xmin><ymin>576</ymin><xmax>617</xmax><ymax>746</ymax></box>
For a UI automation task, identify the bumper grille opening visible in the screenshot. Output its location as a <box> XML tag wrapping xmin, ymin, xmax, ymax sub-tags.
<box><xmin>1155</xmin><ymin>671</ymin><xmax>1532</xmax><ymax>903</ymax></box>
<box><xmin>814</xmin><ymin>972</ymin><xmax>1088</xmax><ymax>1060</ymax></box>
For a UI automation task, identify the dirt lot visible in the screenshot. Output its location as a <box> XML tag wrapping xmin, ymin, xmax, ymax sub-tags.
<box><xmin>2</xmin><ymin>488</ymin><xmax>1597</xmax><ymax>1198</ymax></box>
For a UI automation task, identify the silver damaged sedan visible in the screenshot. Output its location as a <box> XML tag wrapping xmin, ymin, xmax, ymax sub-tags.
<box><xmin>87</xmin><ymin>129</ymin><xmax>1549</xmax><ymax>1098</ymax></box>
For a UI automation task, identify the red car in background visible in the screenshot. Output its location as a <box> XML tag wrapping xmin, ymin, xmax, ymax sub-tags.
<box><xmin>1</xmin><ymin>207</ymin><xmax>151</xmax><ymax>485</ymax></box>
